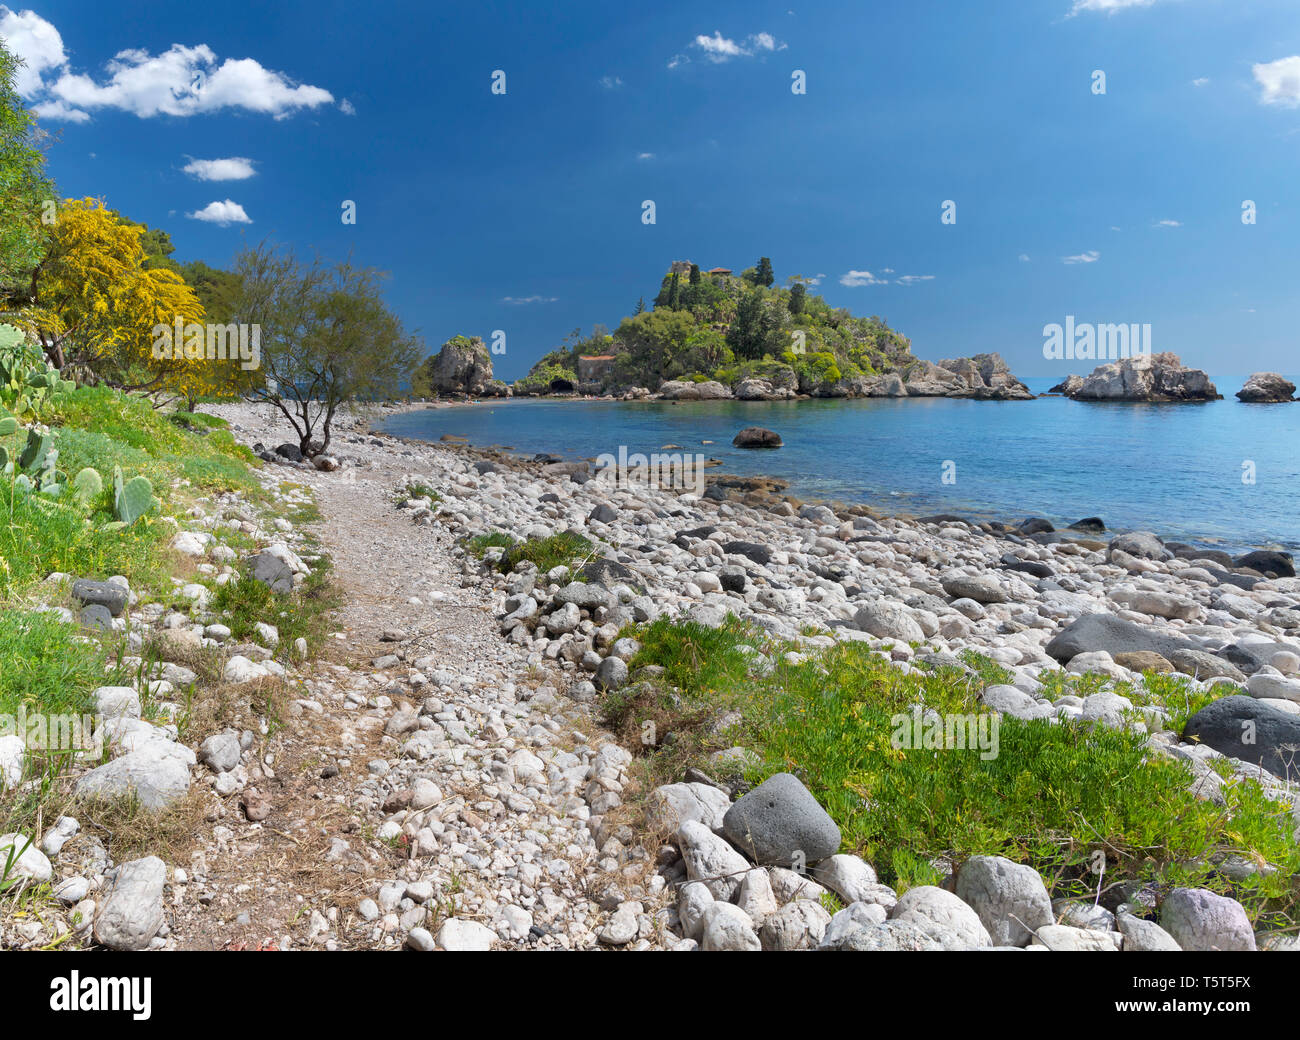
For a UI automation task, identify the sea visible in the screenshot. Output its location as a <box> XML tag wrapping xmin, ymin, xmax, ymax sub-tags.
<box><xmin>378</xmin><ymin>375</ymin><xmax>1300</xmax><ymax>554</ymax></box>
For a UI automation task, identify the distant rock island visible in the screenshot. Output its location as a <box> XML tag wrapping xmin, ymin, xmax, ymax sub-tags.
<box><xmin>1048</xmin><ymin>352</ymin><xmax>1221</xmax><ymax>402</ymax></box>
<box><xmin>1237</xmin><ymin>372</ymin><xmax>1296</xmax><ymax>403</ymax></box>
<box><xmin>416</xmin><ymin>258</ymin><xmax>1034</xmax><ymax>401</ymax></box>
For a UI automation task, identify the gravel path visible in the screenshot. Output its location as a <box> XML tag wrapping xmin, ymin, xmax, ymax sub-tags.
<box><xmin>186</xmin><ymin>402</ymin><xmax>661</xmax><ymax>951</ymax></box>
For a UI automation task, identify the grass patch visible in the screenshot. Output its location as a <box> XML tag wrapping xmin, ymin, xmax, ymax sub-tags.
<box><xmin>399</xmin><ymin>481</ymin><xmax>440</xmax><ymax>503</ymax></box>
<box><xmin>464</xmin><ymin>530</ymin><xmax>596</xmax><ymax>574</ymax></box>
<box><xmin>613</xmin><ymin>616</ymin><xmax>1300</xmax><ymax>928</ymax></box>
<box><xmin>0</xmin><ymin>608</ymin><xmax>124</xmax><ymax>840</ymax></box>
<box><xmin>210</xmin><ymin>555</ymin><xmax>342</xmax><ymax>660</ymax></box>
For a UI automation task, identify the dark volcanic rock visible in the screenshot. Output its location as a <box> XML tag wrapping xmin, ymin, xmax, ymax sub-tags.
<box><xmin>1233</xmin><ymin>550</ymin><xmax>1295</xmax><ymax>578</ymax></box>
<box><xmin>274</xmin><ymin>443</ymin><xmax>303</xmax><ymax>462</ymax></box>
<box><xmin>1183</xmin><ymin>696</ymin><xmax>1300</xmax><ymax>779</ymax></box>
<box><xmin>71</xmin><ymin>579</ymin><xmax>128</xmax><ymax>617</ymax></box>
<box><xmin>721</xmin><ymin>541</ymin><xmax>772</xmax><ymax>566</ymax></box>
<box><xmin>1000</xmin><ymin>554</ymin><xmax>1053</xmax><ymax>579</ymax></box>
<box><xmin>1166</xmin><ymin>544</ymin><xmax>1233</xmax><ymax>569</ymax></box>
<box><xmin>80</xmin><ymin>604</ymin><xmax>114</xmax><ymax>631</ymax></box>
<box><xmin>1068</xmin><ymin>517</ymin><xmax>1106</xmax><ymax>534</ymax></box>
<box><xmin>1017</xmin><ymin>518</ymin><xmax>1054</xmax><ymax>536</ymax></box>
<box><xmin>1045</xmin><ymin>614</ymin><xmax>1200</xmax><ymax>664</ymax></box>
<box><xmin>731</xmin><ymin>427</ymin><xmax>783</xmax><ymax>449</ymax></box>
<box><xmin>587</xmin><ymin>504</ymin><xmax>617</xmax><ymax>524</ymax></box>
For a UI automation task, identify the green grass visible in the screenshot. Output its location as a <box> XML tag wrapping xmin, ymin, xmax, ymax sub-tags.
<box><xmin>463</xmin><ymin>530</ymin><xmax>596</xmax><ymax>574</ymax></box>
<box><xmin>210</xmin><ymin>553</ymin><xmax>342</xmax><ymax>660</ymax></box>
<box><xmin>49</xmin><ymin>387</ymin><xmax>258</xmax><ymax>495</ymax></box>
<box><xmin>0</xmin><ymin>482</ymin><xmax>166</xmax><ymax>595</ymax></box>
<box><xmin>611</xmin><ymin>615</ymin><xmax>1300</xmax><ymax>928</ymax></box>
<box><xmin>399</xmin><ymin>481</ymin><xmax>440</xmax><ymax>503</ymax></box>
<box><xmin>0</xmin><ymin>608</ymin><xmax>124</xmax><ymax>841</ymax></box>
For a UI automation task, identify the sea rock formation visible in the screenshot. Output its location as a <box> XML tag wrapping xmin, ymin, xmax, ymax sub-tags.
<box><xmin>732</xmin><ymin>426</ymin><xmax>783</xmax><ymax>448</ymax></box>
<box><xmin>1236</xmin><ymin>372</ymin><xmax>1296</xmax><ymax>403</ymax></box>
<box><xmin>899</xmin><ymin>353</ymin><xmax>1033</xmax><ymax>400</ymax></box>
<box><xmin>430</xmin><ymin>336</ymin><xmax>505</xmax><ymax>396</ymax></box>
<box><xmin>1049</xmin><ymin>352</ymin><xmax>1219</xmax><ymax>402</ymax></box>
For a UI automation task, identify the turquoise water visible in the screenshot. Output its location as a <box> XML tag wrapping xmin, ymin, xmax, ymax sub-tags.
<box><xmin>378</xmin><ymin>375</ymin><xmax>1300</xmax><ymax>552</ymax></box>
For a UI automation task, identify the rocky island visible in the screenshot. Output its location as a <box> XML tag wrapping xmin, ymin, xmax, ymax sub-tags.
<box><xmin>418</xmin><ymin>260</ymin><xmax>1033</xmax><ymax>402</ymax></box>
<box><xmin>1048</xmin><ymin>352</ymin><xmax>1220</xmax><ymax>401</ymax></box>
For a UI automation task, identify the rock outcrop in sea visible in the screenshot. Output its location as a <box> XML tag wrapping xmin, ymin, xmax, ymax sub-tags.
<box><xmin>1236</xmin><ymin>372</ymin><xmax>1296</xmax><ymax>403</ymax></box>
<box><xmin>428</xmin><ymin>336</ymin><xmax>507</xmax><ymax>397</ymax></box>
<box><xmin>1049</xmin><ymin>352</ymin><xmax>1220</xmax><ymax>402</ymax></box>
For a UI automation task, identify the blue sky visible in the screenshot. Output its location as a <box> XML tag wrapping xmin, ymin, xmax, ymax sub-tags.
<box><xmin>3</xmin><ymin>0</ymin><xmax>1299</xmax><ymax>380</ymax></box>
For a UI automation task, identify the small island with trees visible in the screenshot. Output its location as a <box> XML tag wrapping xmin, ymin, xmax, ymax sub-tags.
<box><xmin>414</xmin><ymin>258</ymin><xmax>1035</xmax><ymax>402</ymax></box>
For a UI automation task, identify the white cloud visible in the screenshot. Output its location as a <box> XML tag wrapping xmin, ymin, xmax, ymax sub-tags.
<box><xmin>0</xmin><ymin>5</ymin><xmax>65</xmax><ymax>95</ymax></box>
<box><xmin>32</xmin><ymin>98</ymin><xmax>89</xmax><ymax>122</ymax></box>
<box><xmin>339</xmin><ymin>98</ymin><xmax>355</xmax><ymax>115</ymax></box>
<box><xmin>840</xmin><ymin>269</ymin><xmax>932</xmax><ymax>286</ymax></box>
<box><xmin>1067</xmin><ymin>0</ymin><xmax>1159</xmax><ymax>15</ymax></box>
<box><xmin>636</xmin><ymin>152</ymin><xmax>655</xmax><ymax>160</ymax></box>
<box><xmin>599</xmin><ymin>75</ymin><xmax>623</xmax><ymax>89</ymax></box>
<box><xmin>182</xmin><ymin>157</ymin><xmax>256</xmax><ymax>181</ymax></box>
<box><xmin>677</xmin><ymin>30</ymin><xmax>787</xmax><ymax>66</ymax></box>
<box><xmin>187</xmin><ymin>199</ymin><xmax>251</xmax><ymax>226</ymax></box>
<box><xmin>1153</xmin><ymin>218</ymin><xmax>1182</xmax><ymax>228</ymax></box>
<box><xmin>1192</xmin><ymin>77</ymin><xmax>1209</xmax><ymax>87</ymax></box>
<box><xmin>502</xmin><ymin>295</ymin><xmax>557</xmax><ymax>305</ymax></box>
<box><xmin>1018</xmin><ymin>253</ymin><xmax>1030</xmax><ymax>262</ymax></box>
<box><xmin>1254</xmin><ymin>56</ymin><xmax>1300</xmax><ymax>108</ymax></box>
<box><xmin>1062</xmin><ymin>250</ymin><xmax>1100</xmax><ymax>264</ymax></box>
<box><xmin>0</xmin><ymin>8</ymin><xmax>332</xmax><ymax>121</ymax></box>
<box><xmin>840</xmin><ymin>270</ymin><xmax>888</xmax><ymax>287</ymax></box>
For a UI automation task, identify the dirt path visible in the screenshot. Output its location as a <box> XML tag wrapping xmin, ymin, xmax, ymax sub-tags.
<box><xmin>168</xmin><ymin>406</ymin><xmax>652</xmax><ymax>951</ymax></box>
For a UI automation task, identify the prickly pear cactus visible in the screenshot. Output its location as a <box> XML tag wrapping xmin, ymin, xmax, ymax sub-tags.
<box><xmin>73</xmin><ymin>467</ymin><xmax>102</xmax><ymax>508</ymax></box>
<box><xmin>18</xmin><ymin>430</ymin><xmax>53</xmax><ymax>473</ymax></box>
<box><xmin>114</xmin><ymin>469</ymin><xmax>155</xmax><ymax>525</ymax></box>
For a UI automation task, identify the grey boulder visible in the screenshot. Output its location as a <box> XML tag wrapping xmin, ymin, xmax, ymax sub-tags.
<box><xmin>722</xmin><ymin>772</ymin><xmax>840</xmax><ymax>867</ymax></box>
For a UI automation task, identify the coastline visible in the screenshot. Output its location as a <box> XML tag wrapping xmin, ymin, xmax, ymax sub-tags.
<box><xmin>374</xmin><ymin>398</ymin><xmax>1295</xmax><ymax>556</ymax></box>
<box><xmin>198</xmin><ymin>400</ymin><xmax>1300</xmax><ymax>951</ymax></box>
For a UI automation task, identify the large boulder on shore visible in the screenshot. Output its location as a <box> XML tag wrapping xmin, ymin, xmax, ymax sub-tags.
<box><xmin>1182</xmin><ymin>696</ymin><xmax>1300</xmax><ymax>780</ymax></box>
<box><xmin>1236</xmin><ymin>372</ymin><xmax>1296</xmax><ymax>403</ymax></box>
<box><xmin>1045</xmin><ymin>613</ymin><xmax>1200</xmax><ymax>665</ymax></box>
<box><xmin>658</xmin><ymin>380</ymin><xmax>732</xmax><ymax>400</ymax></box>
<box><xmin>429</xmin><ymin>336</ymin><xmax>495</xmax><ymax>396</ymax></box>
<box><xmin>722</xmin><ymin>773</ymin><xmax>841</xmax><ymax>866</ymax></box>
<box><xmin>1056</xmin><ymin>352</ymin><xmax>1219</xmax><ymax>402</ymax></box>
<box><xmin>732</xmin><ymin>426</ymin><xmax>783</xmax><ymax>449</ymax></box>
